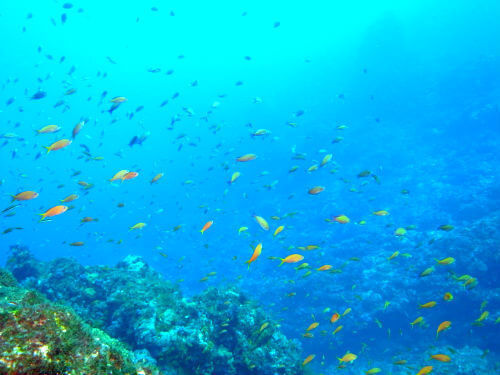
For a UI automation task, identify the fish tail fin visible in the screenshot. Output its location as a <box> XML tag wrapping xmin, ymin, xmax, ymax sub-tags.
<box><xmin>38</xmin><ymin>213</ymin><xmax>46</xmax><ymax>222</ymax></box>
<box><xmin>278</xmin><ymin>258</ymin><xmax>284</xmax><ymax>266</ymax></box>
<box><xmin>200</xmin><ymin>230</ymin><xmax>204</xmax><ymax>234</ymax></box>
<box><xmin>10</xmin><ymin>195</ymin><xmax>16</xmax><ymax>203</ymax></box>
<box><xmin>44</xmin><ymin>147</ymin><xmax>51</xmax><ymax>154</ymax></box>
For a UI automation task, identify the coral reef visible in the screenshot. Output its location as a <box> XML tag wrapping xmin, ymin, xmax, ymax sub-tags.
<box><xmin>0</xmin><ymin>267</ymin><xmax>160</xmax><ymax>375</ymax></box>
<box><xmin>7</xmin><ymin>246</ymin><xmax>304</xmax><ymax>375</ymax></box>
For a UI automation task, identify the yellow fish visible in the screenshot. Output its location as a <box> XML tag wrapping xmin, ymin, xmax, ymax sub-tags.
<box><xmin>306</xmin><ymin>322</ymin><xmax>319</xmax><ymax>331</ymax></box>
<box><xmin>253</xmin><ymin>215</ymin><xmax>269</xmax><ymax>231</ymax></box>
<box><xmin>302</xmin><ymin>354</ymin><xmax>315</xmax><ymax>366</ymax></box>
<box><xmin>273</xmin><ymin>225</ymin><xmax>284</xmax><ymax>237</ymax></box>
<box><xmin>238</xmin><ymin>226</ymin><xmax>248</xmax><ymax>234</ymax></box>
<box><xmin>320</xmin><ymin>153</ymin><xmax>332</xmax><ymax>167</ymax></box>
<box><xmin>229</xmin><ymin>171</ymin><xmax>241</xmax><ymax>184</ymax></box>
<box><xmin>419</xmin><ymin>301</ymin><xmax>437</xmax><ymax>308</ymax></box>
<box><xmin>333</xmin><ymin>325</ymin><xmax>343</xmax><ymax>335</ymax></box>
<box><xmin>129</xmin><ymin>222</ymin><xmax>146</xmax><ymax>230</ymax></box>
<box><xmin>338</xmin><ymin>353</ymin><xmax>357</xmax><ymax>363</ymax></box>
<box><xmin>436</xmin><ymin>257</ymin><xmax>455</xmax><ymax>265</ymax></box>
<box><xmin>476</xmin><ymin>311</ymin><xmax>489</xmax><ymax>322</ymax></box>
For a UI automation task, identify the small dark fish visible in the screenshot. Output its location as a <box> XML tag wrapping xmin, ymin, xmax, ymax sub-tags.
<box><xmin>35</xmin><ymin>151</ymin><xmax>42</xmax><ymax>160</ymax></box>
<box><xmin>148</xmin><ymin>68</ymin><xmax>161</xmax><ymax>73</ymax></box>
<box><xmin>31</xmin><ymin>91</ymin><xmax>47</xmax><ymax>100</ymax></box>
<box><xmin>191</xmin><ymin>80</ymin><xmax>198</xmax><ymax>87</ymax></box>
<box><xmin>27</xmin><ymin>13</ymin><xmax>33</xmax><ymax>19</ymax></box>
<box><xmin>108</xmin><ymin>103</ymin><xmax>120</xmax><ymax>114</ymax></box>
<box><xmin>6</xmin><ymin>98</ymin><xmax>14</xmax><ymax>106</ymax></box>
<box><xmin>151</xmin><ymin>7</ymin><xmax>159</xmax><ymax>11</ymax></box>
<box><xmin>273</xmin><ymin>21</ymin><xmax>280</xmax><ymax>28</ymax></box>
<box><xmin>53</xmin><ymin>100</ymin><xmax>65</xmax><ymax>108</ymax></box>
<box><xmin>172</xmin><ymin>92</ymin><xmax>179</xmax><ymax>99</ymax></box>
<box><xmin>295</xmin><ymin>110</ymin><xmax>304</xmax><ymax>117</ymax></box>
<box><xmin>3</xmin><ymin>227</ymin><xmax>23</xmax><ymax>234</ymax></box>
<box><xmin>170</xmin><ymin>11</ymin><xmax>175</xmax><ymax>16</ymax></box>
<box><xmin>61</xmin><ymin>13</ymin><xmax>67</xmax><ymax>24</ymax></box>
<box><xmin>235</xmin><ymin>81</ymin><xmax>243</xmax><ymax>86</ymax></box>
<box><xmin>68</xmin><ymin>65</ymin><xmax>76</xmax><ymax>75</ymax></box>
<box><xmin>59</xmin><ymin>56</ymin><xmax>66</xmax><ymax>63</ymax></box>
<box><xmin>46</xmin><ymin>54</ymin><xmax>53</xmax><ymax>60</ymax></box>
<box><xmin>160</xmin><ymin>100</ymin><xmax>168</xmax><ymax>107</ymax></box>
<box><xmin>37</xmin><ymin>46</ymin><xmax>42</xmax><ymax>53</ymax></box>
<box><xmin>63</xmin><ymin>3</ymin><xmax>73</xmax><ymax>9</ymax></box>
<box><xmin>80</xmin><ymin>144</ymin><xmax>90</xmax><ymax>153</ymax></box>
<box><xmin>1</xmin><ymin>204</ymin><xmax>21</xmax><ymax>214</ymax></box>
<box><xmin>166</xmin><ymin>69</ymin><xmax>174</xmax><ymax>75</ymax></box>
<box><xmin>178</xmin><ymin>54</ymin><xmax>184</xmax><ymax>59</ymax></box>
<box><xmin>244</xmin><ymin>56</ymin><xmax>252</xmax><ymax>60</ymax></box>
<box><xmin>106</xmin><ymin>56</ymin><xmax>117</xmax><ymax>64</ymax></box>
<box><xmin>135</xmin><ymin>105</ymin><xmax>144</xmax><ymax>112</ymax></box>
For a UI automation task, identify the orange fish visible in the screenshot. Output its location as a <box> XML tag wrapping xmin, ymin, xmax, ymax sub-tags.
<box><xmin>44</xmin><ymin>139</ymin><xmax>72</xmax><ymax>153</ymax></box>
<box><xmin>278</xmin><ymin>254</ymin><xmax>304</xmax><ymax>266</ymax></box>
<box><xmin>122</xmin><ymin>171</ymin><xmax>139</xmax><ymax>181</ymax></box>
<box><xmin>151</xmin><ymin>173</ymin><xmax>164</xmax><ymax>184</ymax></box>
<box><xmin>443</xmin><ymin>292</ymin><xmax>454</xmax><ymax>301</ymax></box>
<box><xmin>61</xmin><ymin>194</ymin><xmax>79</xmax><ymax>203</ymax></box>
<box><xmin>69</xmin><ymin>242</ymin><xmax>85</xmax><ymax>246</ymax></box>
<box><xmin>39</xmin><ymin>205</ymin><xmax>68</xmax><ymax>221</ymax></box>
<box><xmin>12</xmin><ymin>191</ymin><xmax>38</xmax><ymax>202</ymax></box>
<box><xmin>245</xmin><ymin>243</ymin><xmax>262</xmax><ymax>268</ymax></box>
<box><xmin>334</xmin><ymin>215</ymin><xmax>350</xmax><ymax>224</ymax></box>
<box><xmin>330</xmin><ymin>313</ymin><xmax>340</xmax><ymax>323</ymax></box>
<box><xmin>308</xmin><ymin>186</ymin><xmax>325</xmax><ymax>195</ymax></box>
<box><xmin>306</xmin><ymin>322</ymin><xmax>319</xmax><ymax>331</ymax></box>
<box><xmin>200</xmin><ymin>220</ymin><xmax>213</xmax><ymax>234</ymax></box>
<box><xmin>302</xmin><ymin>354</ymin><xmax>315</xmax><ymax>366</ymax></box>
<box><xmin>317</xmin><ymin>265</ymin><xmax>332</xmax><ymax>271</ymax></box>
<box><xmin>416</xmin><ymin>366</ymin><xmax>433</xmax><ymax>375</ymax></box>
<box><xmin>72</xmin><ymin>121</ymin><xmax>84</xmax><ymax>138</ymax></box>
<box><xmin>430</xmin><ymin>354</ymin><xmax>451</xmax><ymax>362</ymax></box>
<box><xmin>436</xmin><ymin>321</ymin><xmax>451</xmax><ymax>338</ymax></box>
<box><xmin>237</xmin><ymin>154</ymin><xmax>257</xmax><ymax>162</ymax></box>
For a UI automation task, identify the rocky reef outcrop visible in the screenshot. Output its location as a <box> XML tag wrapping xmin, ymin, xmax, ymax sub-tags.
<box><xmin>6</xmin><ymin>246</ymin><xmax>303</xmax><ymax>375</ymax></box>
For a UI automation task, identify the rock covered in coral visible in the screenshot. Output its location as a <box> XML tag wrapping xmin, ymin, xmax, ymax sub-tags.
<box><xmin>0</xmin><ymin>266</ymin><xmax>161</xmax><ymax>375</ymax></box>
<box><xmin>7</xmin><ymin>246</ymin><xmax>304</xmax><ymax>375</ymax></box>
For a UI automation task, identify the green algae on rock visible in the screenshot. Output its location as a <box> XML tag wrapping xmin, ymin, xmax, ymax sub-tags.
<box><xmin>0</xmin><ymin>267</ymin><xmax>161</xmax><ymax>375</ymax></box>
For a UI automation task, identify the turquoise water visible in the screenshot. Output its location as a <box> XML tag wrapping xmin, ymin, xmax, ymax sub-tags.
<box><xmin>1</xmin><ymin>1</ymin><xmax>499</xmax><ymax>373</ymax></box>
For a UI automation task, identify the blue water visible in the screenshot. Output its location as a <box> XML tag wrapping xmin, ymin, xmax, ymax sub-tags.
<box><xmin>1</xmin><ymin>0</ymin><xmax>499</xmax><ymax>372</ymax></box>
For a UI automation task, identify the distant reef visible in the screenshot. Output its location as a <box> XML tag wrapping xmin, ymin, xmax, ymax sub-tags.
<box><xmin>6</xmin><ymin>245</ymin><xmax>304</xmax><ymax>375</ymax></box>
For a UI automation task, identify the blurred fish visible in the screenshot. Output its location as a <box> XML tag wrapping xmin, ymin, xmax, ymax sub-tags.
<box><xmin>200</xmin><ymin>221</ymin><xmax>213</xmax><ymax>234</ymax></box>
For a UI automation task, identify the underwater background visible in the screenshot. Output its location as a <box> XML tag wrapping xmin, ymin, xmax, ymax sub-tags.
<box><xmin>0</xmin><ymin>0</ymin><xmax>499</xmax><ymax>374</ymax></box>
